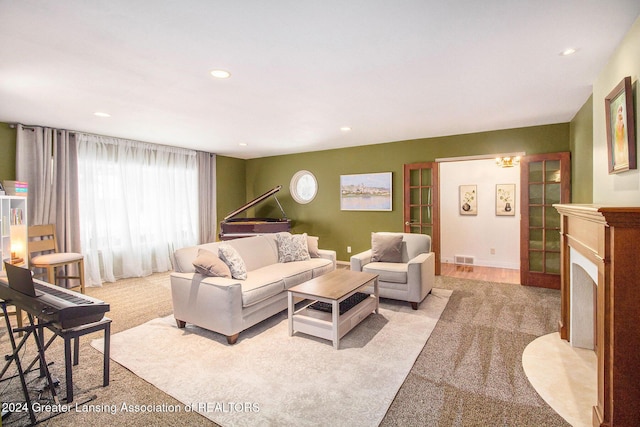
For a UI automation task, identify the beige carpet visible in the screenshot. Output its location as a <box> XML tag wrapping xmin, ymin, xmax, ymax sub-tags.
<box><xmin>91</xmin><ymin>289</ymin><xmax>451</xmax><ymax>427</ymax></box>
<box><xmin>1</xmin><ymin>273</ymin><xmax>568</xmax><ymax>426</ymax></box>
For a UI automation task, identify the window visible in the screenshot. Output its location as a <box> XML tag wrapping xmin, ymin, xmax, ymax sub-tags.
<box><xmin>77</xmin><ymin>134</ymin><xmax>198</xmax><ymax>284</ymax></box>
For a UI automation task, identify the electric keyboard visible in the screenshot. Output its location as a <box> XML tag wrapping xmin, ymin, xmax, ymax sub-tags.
<box><xmin>0</xmin><ymin>276</ymin><xmax>109</xmax><ymax>329</ymax></box>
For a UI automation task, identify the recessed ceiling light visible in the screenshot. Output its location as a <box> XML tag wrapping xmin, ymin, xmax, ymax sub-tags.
<box><xmin>94</xmin><ymin>112</ymin><xmax>111</xmax><ymax>117</ymax></box>
<box><xmin>340</xmin><ymin>126</ymin><xmax>352</xmax><ymax>132</ymax></box>
<box><xmin>210</xmin><ymin>69</ymin><xmax>231</xmax><ymax>79</ymax></box>
<box><xmin>239</xmin><ymin>142</ymin><xmax>248</xmax><ymax>146</ymax></box>
<box><xmin>560</xmin><ymin>48</ymin><xmax>577</xmax><ymax>56</ymax></box>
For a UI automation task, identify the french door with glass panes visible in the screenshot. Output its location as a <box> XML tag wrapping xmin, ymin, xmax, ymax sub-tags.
<box><xmin>403</xmin><ymin>162</ymin><xmax>440</xmax><ymax>275</ymax></box>
<box><xmin>520</xmin><ymin>152</ymin><xmax>570</xmax><ymax>289</ymax></box>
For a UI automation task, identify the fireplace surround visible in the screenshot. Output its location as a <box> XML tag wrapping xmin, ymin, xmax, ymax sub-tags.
<box><xmin>555</xmin><ymin>204</ymin><xmax>640</xmax><ymax>427</ymax></box>
<box><xmin>569</xmin><ymin>246</ymin><xmax>598</xmax><ymax>350</ymax></box>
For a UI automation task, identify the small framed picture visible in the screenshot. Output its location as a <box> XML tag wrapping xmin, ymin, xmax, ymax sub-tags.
<box><xmin>496</xmin><ymin>184</ymin><xmax>516</xmax><ymax>216</ymax></box>
<box><xmin>459</xmin><ymin>185</ymin><xmax>477</xmax><ymax>215</ymax></box>
<box><xmin>605</xmin><ymin>76</ymin><xmax>636</xmax><ymax>174</ymax></box>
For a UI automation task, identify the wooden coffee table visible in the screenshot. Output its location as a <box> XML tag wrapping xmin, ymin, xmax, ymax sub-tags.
<box><xmin>287</xmin><ymin>269</ymin><xmax>379</xmax><ymax>349</ymax></box>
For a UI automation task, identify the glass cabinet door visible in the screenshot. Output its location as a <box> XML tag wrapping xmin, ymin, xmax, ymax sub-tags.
<box><xmin>520</xmin><ymin>153</ymin><xmax>570</xmax><ymax>288</ymax></box>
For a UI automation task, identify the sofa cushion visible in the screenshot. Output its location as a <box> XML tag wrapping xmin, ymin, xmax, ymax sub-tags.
<box><xmin>311</xmin><ymin>260</ymin><xmax>334</xmax><ymax>278</ymax></box>
<box><xmin>240</xmin><ymin>269</ymin><xmax>286</xmax><ymax>307</ymax></box>
<box><xmin>276</xmin><ymin>233</ymin><xmax>311</xmax><ymax>263</ymax></box>
<box><xmin>306</xmin><ymin>235</ymin><xmax>321</xmax><ymax>258</ymax></box>
<box><xmin>218</xmin><ymin>244</ymin><xmax>247</xmax><ymax>280</ymax></box>
<box><xmin>363</xmin><ymin>262</ymin><xmax>408</xmax><ymax>284</ymax></box>
<box><xmin>279</xmin><ymin>258</ymin><xmax>332</xmax><ymax>288</ymax></box>
<box><xmin>371</xmin><ymin>233</ymin><xmax>403</xmax><ymax>263</ymax></box>
<box><xmin>282</xmin><ymin>269</ymin><xmax>313</xmax><ymax>289</ymax></box>
<box><xmin>227</xmin><ymin>235</ymin><xmax>278</xmax><ymax>271</ymax></box>
<box><xmin>192</xmin><ymin>249</ymin><xmax>231</xmax><ymax>278</ymax></box>
<box><xmin>239</xmin><ymin>262</ymin><xmax>314</xmax><ymax>306</ymax></box>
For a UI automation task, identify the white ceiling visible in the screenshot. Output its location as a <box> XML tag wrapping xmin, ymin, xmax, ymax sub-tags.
<box><xmin>1</xmin><ymin>1</ymin><xmax>639</xmax><ymax>159</ymax></box>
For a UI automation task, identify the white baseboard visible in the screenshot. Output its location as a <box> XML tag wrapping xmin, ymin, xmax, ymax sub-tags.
<box><xmin>441</xmin><ymin>257</ymin><xmax>519</xmax><ymax>270</ymax></box>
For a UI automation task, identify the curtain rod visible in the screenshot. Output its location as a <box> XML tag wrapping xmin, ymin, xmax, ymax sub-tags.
<box><xmin>8</xmin><ymin>123</ymin><xmax>73</xmax><ymax>133</ymax></box>
<box><xmin>8</xmin><ymin>122</ymin><xmax>216</xmax><ymax>156</ymax></box>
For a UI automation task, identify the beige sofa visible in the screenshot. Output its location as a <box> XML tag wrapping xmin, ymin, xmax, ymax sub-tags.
<box><xmin>350</xmin><ymin>232</ymin><xmax>434</xmax><ymax>309</ymax></box>
<box><xmin>171</xmin><ymin>233</ymin><xmax>336</xmax><ymax>344</ymax></box>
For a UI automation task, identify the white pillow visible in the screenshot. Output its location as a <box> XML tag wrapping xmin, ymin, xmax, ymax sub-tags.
<box><xmin>218</xmin><ymin>244</ymin><xmax>247</xmax><ymax>280</ymax></box>
<box><xmin>276</xmin><ymin>233</ymin><xmax>311</xmax><ymax>263</ymax></box>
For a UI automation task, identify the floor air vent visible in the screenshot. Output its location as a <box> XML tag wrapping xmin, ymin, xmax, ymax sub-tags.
<box><xmin>453</xmin><ymin>255</ymin><xmax>473</xmax><ymax>265</ymax></box>
<box><xmin>454</xmin><ymin>255</ymin><xmax>474</xmax><ymax>269</ymax></box>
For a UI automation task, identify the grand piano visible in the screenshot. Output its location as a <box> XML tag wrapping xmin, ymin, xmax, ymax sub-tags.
<box><xmin>219</xmin><ymin>185</ymin><xmax>291</xmax><ymax>240</ymax></box>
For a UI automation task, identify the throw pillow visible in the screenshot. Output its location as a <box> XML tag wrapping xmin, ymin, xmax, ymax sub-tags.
<box><xmin>370</xmin><ymin>233</ymin><xmax>403</xmax><ymax>263</ymax></box>
<box><xmin>306</xmin><ymin>235</ymin><xmax>320</xmax><ymax>258</ymax></box>
<box><xmin>218</xmin><ymin>244</ymin><xmax>248</xmax><ymax>280</ymax></box>
<box><xmin>276</xmin><ymin>232</ymin><xmax>311</xmax><ymax>263</ymax></box>
<box><xmin>192</xmin><ymin>249</ymin><xmax>232</xmax><ymax>278</ymax></box>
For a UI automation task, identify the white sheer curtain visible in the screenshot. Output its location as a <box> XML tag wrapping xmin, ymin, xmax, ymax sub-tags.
<box><xmin>76</xmin><ymin>134</ymin><xmax>198</xmax><ymax>285</ymax></box>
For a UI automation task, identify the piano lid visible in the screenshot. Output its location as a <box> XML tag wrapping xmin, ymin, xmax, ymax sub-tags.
<box><xmin>223</xmin><ymin>185</ymin><xmax>287</xmax><ymax>221</ymax></box>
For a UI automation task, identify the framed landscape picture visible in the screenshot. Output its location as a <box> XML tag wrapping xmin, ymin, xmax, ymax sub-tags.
<box><xmin>605</xmin><ymin>76</ymin><xmax>636</xmax><ymax>174</ymax></box>
<box><xmin>340</xmin><ymin>172</ymin><xmax>392</xmax><ymax>211</ymax></box>
<box><xmin>459</xmin><ymin>185</ymin><xmax>477</xmax><ymax>215</ymax></box>
<box><xmin>496</xmin><ymin>184</ymin><xmax>516</xmax><ymax>216</ymax></box>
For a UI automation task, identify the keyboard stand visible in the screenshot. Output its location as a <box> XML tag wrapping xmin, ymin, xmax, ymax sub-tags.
<box><xmin>5</xmin><ymin>314</ymin><xmax>111</xmax><ymax>405</ymax></box>
<box><xmin>0</xmin><ymin>300</ymin><xmax>59</xmax><ymax>425</ymax></box>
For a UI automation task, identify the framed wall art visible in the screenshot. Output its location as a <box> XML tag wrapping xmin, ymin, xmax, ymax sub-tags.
<box><xmin>605</xmin><ymin>76</ymin><xmax>636</xmax><ymax>174</ymax></box>
<box><xmin>459</xmin><ymin>184</ymin><xmax>477</xmax><ymax>215</ymax></box>
<box><xmin>340</xmin><ymin>172</ymin><xmax>392</xmax><ymax>211</ymax></box>
<box><xmin>496</xmin><ymin>184</ymin><xmax>515</xmax><ymax>216</ymax></box>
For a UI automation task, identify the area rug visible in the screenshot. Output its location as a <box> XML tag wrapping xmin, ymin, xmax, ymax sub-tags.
<box><xmin>91</xmin><ymin>288</ymin><xmax>451</xmax><ymax>426</ymax></box>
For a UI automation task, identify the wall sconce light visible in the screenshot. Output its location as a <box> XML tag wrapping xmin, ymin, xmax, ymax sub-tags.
<box><xmin>495</xmin><ymin>156</ymin><xmax>521</xmax><ymax>168</ymax></box>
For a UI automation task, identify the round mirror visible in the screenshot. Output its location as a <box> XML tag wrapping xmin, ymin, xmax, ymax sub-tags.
<box><xmin>290</xmin><ymin>170</ymin><xmax>318</xmax><ymax>204</ymax></box>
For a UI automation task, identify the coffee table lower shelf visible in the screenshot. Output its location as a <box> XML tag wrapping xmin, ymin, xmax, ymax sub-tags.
<box><xmin>291</xmin><ymin>295</ymin><xmax>377</xmax><ymax>348</ymax></box>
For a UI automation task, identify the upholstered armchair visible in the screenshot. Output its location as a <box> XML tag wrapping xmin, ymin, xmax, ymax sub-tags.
<box><xmin>350</xmin><ymin>232</ymin><xmax>435</xmax><ymax>310</ymax></box>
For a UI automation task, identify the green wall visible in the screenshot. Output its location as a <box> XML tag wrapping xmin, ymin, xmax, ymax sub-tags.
<box><xmin>246</xmin><ymin>123</ymin><xmax>570</xmax><ymax>261</ymax></box>
<box><xmin>0</xmin><ymin>123</ymin><xmax>17</xmax><ymax>181</ymax></box>
<box><xmin>216</xmin><ymin>155</ymin><xmax>247</xmax><ymax>237</ymax></box>
<box><xmin>569</xmin><ymin>95</ymin><xmax>594</xmax><ymax>203</ymax></box>
<box><xmin>0</xmin><ymin>121</ymin><xmax>577</xmax><ymax>261</ymax></box>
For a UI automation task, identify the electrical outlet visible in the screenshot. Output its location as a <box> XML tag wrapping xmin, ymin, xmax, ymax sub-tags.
<box><xmin>347</xmin><ymin>246</ymin><xmax>352</xmax><ymax>253</ymax></box>
<box><xmin>490</xmin><ymin>248</ymin><xmax>495</xmax><ymax>255</ymax></box>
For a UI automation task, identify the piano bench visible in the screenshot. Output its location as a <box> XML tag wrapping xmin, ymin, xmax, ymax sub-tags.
<box><xmin>44</xmin><ymin>317</ymin><xmax>112</xmax><ymax>403</ymax></box>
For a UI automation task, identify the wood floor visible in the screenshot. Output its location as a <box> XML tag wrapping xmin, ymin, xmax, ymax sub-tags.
<box><xmin>440</xmin><ymin>262</ymin><xmax>520</xmax><ymax>284</ymax></box>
